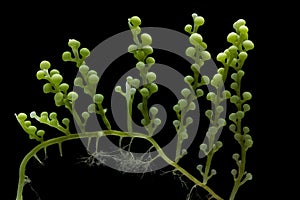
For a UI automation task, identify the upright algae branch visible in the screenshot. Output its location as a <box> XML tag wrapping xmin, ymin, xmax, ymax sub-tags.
<box><xmin>15</xmin><ymin>14</ymin><xmax>254</xmax><ymax>200</ymax></box>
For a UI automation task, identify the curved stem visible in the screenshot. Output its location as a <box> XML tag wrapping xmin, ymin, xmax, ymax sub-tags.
<box><xmin>16</xmin><ymin>130</ymin><xmax>223</xmax><ymax>200</ymax></box>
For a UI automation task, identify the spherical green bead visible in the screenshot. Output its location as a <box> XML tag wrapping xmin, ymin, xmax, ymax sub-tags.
<box><xmin>215</xmin><ymin>141</ymin><xmax>223</xmax><ymax>149</ymax></box>
<box><xmin>93</xmin><ymin>94</ymin><xmax>104</xmax><ymax>104</ymax></box>
<box><xmin>153</xmin><ymin>118</ymin><xmax>161</xmax><ymax>126</ymax></box>
<box><xmin>141</xmin><ymin>33</ymin><xmax>152</xmax><ymax>46</ymax></box>
<box><xmin>206</xmin><ymin>92</ymin><xmax>216</xmax><ymax>101</ymax></box>
<box><xmin>185</xmin><ymin>47</ymin><xmax>196</xmax><ymax>57</ymax></box>
<box><xmin>173</xmin><ymin>104</ymin><xmax>180</xmax><ymax>112</ymax></box>
<box><xmin>191</xmin><ymin>63</ymin><xmax>201</xmax><ymax>72</ymax></box>
<box><xmin>201</xmin><ymin>76</ymin><xmax>210</xmax><ymax>85</ymax></box>
<box><xmin>88</xmin><ymin>104</ymin><xmax>96</xmax><ymax>113</ymax></box>
<box><xmin>129</xmin><ymin>16</ymin><xmax>141</xmax><ymax>27</ymax></box>
<box><xmin>29</xmin><ymin>111</ymin><xmax>37</xmax><ymax>118</ymax></box>
<box><xmin>43</xmin><ymin>83</ymin><xmax>52</xmax><ymax>93</ymax></box>
<box><xmin>228</xmin><ymin>45</ymin><xmax>238</xmax><ymax>55</ymax></box>
<box><xmin>230</xmin><ymin>82</ymin><xmax>238</xmax><ymax>90</ymax></box>
<box><xmin>191</xmin><ymin>13</ymin><xmax>198</xmax><ymax>19</ymax></box>
<box><xmin>68</xmin><ymin>39</ymin><xmax>80</xmax><ymax>49</ymax></box>
<box><xmin>237</xmin><ymin>70</ymin><xmax>245</xmax><ymax>78</ymax></box>
<box><xmin>62</xmin><ymin>118</ymin><xmax>70</xmax><ymax>125</ymax></box>
<box><xmin>238</xmin><ymin>52</ymin><xmax>248</xmax><ymax>61</ymax></box>
<box><xmin>227</xmin><ymin>32</ymin><xmax>239</xmax><ymax>44</ymax></box>
<box><xmin>67</xmin><ymin>91</ymin><xmax>78</xmax><ymax>101</ymax></box>
<box><xmin>40</xmin><ymin>60</ymin><xmax>51</xmax><ymax>70</ymax></box>
<box><xmin>136</xmin><ymin>61</ymin><xmax>145</xmax><ymax>70</ymax></box>
<box><xmin>211</xmin><ymin>74</ymin><xmax>223</xmax><ymax>88</ymax></box>
<box><xmin>131</xmin><ymin>88</ymin><xmax>137</xmax><ymax>96</ymax></box>
<box><xmin>232</xmin><ymin>153</ymin><xmax>240</xmax><ymax>160</ymax></box>
<box><xmin>24</xmin><ymin>121</ymin><xmax>31</xmax><ymax>126</ymax></box>
<box><xmin>114</xmin><ymin>86</ymin><xmax>122</xmax><ymax>93</ymax></box>
<box><xmin>197</xmin><ymin>164</ymin><xmax>203</xmax><ymax>171</ymax></box>
<box><xmin>216</xmin><ymin>105</ymin><xmax>224</xmax><ymax>113</ymax></box>
<box><xmin>196</xmin><ymin>89</ymin><xmax>204</xmax><ymax>97</ymax></box>
<box><xmin>233</xmin><ymin>19</ymin><xmax>246</xmax><ymax>31</ymax></box>
<box><xmin>130</xmin><ymin>87</ymin><xmax>136</xmax><ymax>95</ymax></box>
<box><xmin>184</xmin><ymin>75</ymin><xmax>194</xmax><ymax>85</ymax></box>
<box><xmin>62</xmin><ymin>51</ymin><xmax>72</xmax><ymax>61</ymax></box>
<box><xmin>36</xmin><ymin>70</ymin><xmax>46</xmax><ymax>80</ymax></box>
<box><xmin>231</xmin><ymin>73</ymin><xmax>237</xmax><ymax>81</ymax></box>
<box><xmin>222</xmin><ymin>90</ymin><xmax>231</xmax><ymax>99</ymax></box>
<box><xmin>80</xmin><ymin>48</ymin><xmax>90</xmax><ymax>58</ymax></box>
<box><xmin>243</xmin><ymin>104</ymin><xmax>251</xmax><ymax>112</ymax></box>
<box><xmin>186</xmin><ymin>117</ymin><xmax>193</xmax><ymax>125</ymax></box>
<box><xmin>126</xmin><ymin>75</ymin><xmax>133</xmax><ymax>83</ymax></box>
<box><xmin>200</xmin><ymin>50</ymin><xmax>211</xmax><ymax>60</ymax></box>
<box><xmin>74</xmin><ymin>77</ymin><xmax>83</xmax><ymax>87</ymax></box>
<box><xmin>140</xmin><ymin>88</ymin><xmax>149</xmax><ymax>97</ymax></box>
<box><xmin>189</xmin><ymin>33</ymin><xmax>203</xmax><ymax>46</ymax></box>
<box><xmin>150</xmin><ymin>106</ymin><xmax>158</xmax><ymax>116</ymax></box>
<box><xmin>217</xmin><ymin>118</ymin><xmax>226</xmax><ymax>126</ymax></box>
<box><xmin>79</xmin><ymin>65</ymin><xmax>89</xmax><ymax>74</ymax></box>
<box><xmin>239</xmin><ymin>25</ymin><xmax>248</xmax><ymax>34</ymax></box>
<box><xmin>205</xmin><ymin>110</ymin><xmax>213</xmax><ymax>119</ymax></box>
<box><xmin>173</xmin><ymin>120</ymin><xmax>180</xmax><ymax>128</ymax></box>
<box><xmin>17</xmin><ymin>113</ymin><xmax>27</xmax><ymax>121</ymax></box>
<box><xmin>236</xmin><ymin>111</ymin><xmax>245</xmax><ymax>119</ymax></box>
<box><xmin>178</xmin><ymin>99</ymin><xmax>188</xmax><ymax>109</ymax></box>
<box><xmin>51</xmin><ymin>74</ymin><xmax>63</xmax><ymax>85</ymax></box>
<box><xmin>146</xmin><ymin>57</ymin><xmax>155</xmax><ymax>65</ymax></box>
<box><xmin>27</xmin><ymin>126</ymin><xmax>37</xmax><ymax>134</ymax></box>
<box><xmin>184</xmin><ymin>24</ymin><xmax>192</xmax><ymax>33</ymax></box>
<box><xmin>149</xmin><ymin>83</ymin><xmax>158</xmax><ymax>93</ymax></box>
<box><xmin>231</xmin><ymin>169</ymin><xmax>237</xmax><ymax>176</ymax></box>
<box><xmin>216</xmin><ymin>69</ymin><xmax>224</xmax><ymax>78</ymax></box>
<box><xmin>243</xmin><ymin>126</ymin><xmax>250</xmax><ymax>134</ymax></box>
<box><xmin>229</xmin><ymin>113</ymin><xmax>237</xmax><ymax>121</ymax></box>
<box><xmin>245</xmin><ymin>173</ymin><xmax>253</xmax><ymax>180</ymax></box>
<box><xmin>37</xmin><ymin>130</ymin><xmax>45</xmax><ymax>137</ymax></box>
<box><xmin>88</xmin><ymin>74</ymin><xmax>99</xmax><ymax>85</ymax></box>
<box><xmin>242</xmin><ymin>91</ymin><xmax>252</xmax><ymax>100</ymax></box>
<box><xmin>82</xmin><ymin>111</ymin><xmax>90</xmax><ymax>120</ymax></box>
<box><xmin>49</xmin><ymin>112</ymin><xmax>57</xmax><ymax>119</ymax></box>
<box><xmin>181</xmin><ymin>88</ymin><xmax>191</xmax><ymax>98</ymax></box>
<box><xmin>146</xmin><ymin>72</ymin><xmax>156</xmax><ymax>83</ymax></box>
<box><xmin>229</xmin><ymin>124</ymin><xmax>236</xmax><ymax>132</ymax></box>
<box><xmin>230</xmin><ymin>95</ymin><xmax>240</xmax><ymax>104</ymax></box>
<box><xmin>188</xmin><ymin>102</ymin><xmax>196</xmax><ymax>110</ymax></box>
<box><xmin>131</xmin><ymin>79</ymin><xmax>140</xmax><ymax>88</ymax></box>
<box><xmin>54</xmin><ymin>92</ymin><xmax>64</xmax><ymax>104</ymax></box>
<box><xmin>211</xmin><ymin>169</ymin><xmax>217</xmax><ymax>175</ymax></box>
<box><xmin>242</xmin><ymin>40</ymin><xmax>254</xmax><ymax>51</ymax></box>
<box><xmin>217</xmin><ymin>52</ymin><xmax>227</xmax><ymax>63</ymax></box>
<box><xmin>59</xmin><ymin>83</ymin><xmax>69</xmax><ymax>93</ymax></box>
<box><xmin>194</xmin><ymin>16</ymin><xmax>205</xmax><ymax>26</ymax></box>
<box><xmin>41</xmin><ymin>111</ymin><xmax>48</xmax><ymax>117</ymax></box>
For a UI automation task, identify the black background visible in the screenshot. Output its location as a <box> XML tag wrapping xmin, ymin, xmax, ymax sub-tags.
<box><xmin>3</xmin><ymin>2</ymin><xmax>285</xmax><ymax>200</ymax></box>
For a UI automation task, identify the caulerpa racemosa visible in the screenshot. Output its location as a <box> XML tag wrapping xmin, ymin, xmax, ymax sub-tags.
<box><xmin>15</xmin><ymin>13</ymin><xmax>254</xmax><ymax>200</ymax></box>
